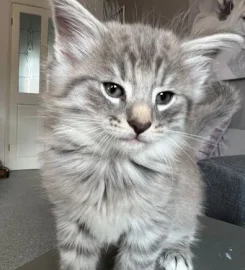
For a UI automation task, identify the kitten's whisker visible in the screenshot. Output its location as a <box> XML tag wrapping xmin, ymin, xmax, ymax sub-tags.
<box><xmin>168</xmin><ymin>132</ymin><xmax>225</xmax><ymax>148</ymax></box>
<box><xmin>169</xmin><ymin>138</ymin><xmax>196</xmax><ymax>166</ymax></box>
<box><xmin>74</xmin><ymin>131</ymin><xmax>104</xmax><ymax>152</ymax></box>
<box><xmin>166</xmin><ymin>129</ymin><xmax>210</xmax><ymax>140</ymax></box>
<box><xmin>91</xmin><ymin>130</ymin><xmax>105</xmax><ymax>143</ymax></box>
<box><xmin>103</xmin><ymin>135</ymin><xmax>116</xmax><ymax>156</ymax></box>
<box><xmin>91</xmin><ymin>134</ymin><xmax>104</xmax><ymax>158</ymax></box>
<box><xmin>94</xmin><ymin>133</ymin><xmax>109</xmax><ymax>156</ymax></box>
<box><xmin>91</xmin><ymin>131</ymin><xmax>108</xmax><ymax>158</ymax></box>
<box><xmin>25</xmin><ymin>115</ymin><xmax>100</xmax><ymax>123</ymax></box>
<box><xmin>165</xmin><ymin>155</ymin><xmax>174</xmax><ymax>182</ymax></box>
<box><xmin>101</xmin><ymin>135</ymin><xmax>113</xmax><ymax>158</ymax></box>
<box><xmin>179</xmin><ymin>141</ymin><xmax>197</xmax><ymax>152</ymax></box>
<box><xmin>50</xmin><ymin>126</ymin><xmax>103</xmax><ymax>139</ymax></box>
<box><xmin>80</xmin><ymin>127</ymin><xmax>104</xmax><ymax>137</ymax></box>
<box><xmin>44</xmin><ymin>114</ymin><xmax>102</xmax><ymax>123</ymax></box>
<box><xmin>99</xmin><ymin>134</ymin><xmax>111</xmax><ymax>157</ymax></box>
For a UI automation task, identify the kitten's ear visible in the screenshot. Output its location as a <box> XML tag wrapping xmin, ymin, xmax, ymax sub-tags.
<box><xmin>50</xmin><ymin>0</ymin><xmax>106</xmax><ymax>63</ymax></box>
<box><xmin>181</xmin><ymin>33</ymin><xmax>244</xmax><ymax>95</ymax></box>
<box><xmin>182</xmin><ymin>33</ymin><xmax>244</xmax><ymax>56</ymax></box>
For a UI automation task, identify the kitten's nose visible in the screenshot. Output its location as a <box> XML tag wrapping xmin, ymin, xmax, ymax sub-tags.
<box><xmin>127</xmin><ymin>119</ymin><xmax>152</xmax><ymax>135</ymax></box>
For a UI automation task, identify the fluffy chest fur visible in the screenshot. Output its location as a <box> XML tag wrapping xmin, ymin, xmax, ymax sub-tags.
<box><xmin>42</xmin><ymin>146</ymin><xmax>202</xmax><ymax>244</ymax></box>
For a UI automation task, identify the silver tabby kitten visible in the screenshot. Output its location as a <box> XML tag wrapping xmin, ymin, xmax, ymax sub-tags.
<box><xmin>41</xmin><ymin>0</ymin><xmax>243</xmax><ymax>269</ymax></box>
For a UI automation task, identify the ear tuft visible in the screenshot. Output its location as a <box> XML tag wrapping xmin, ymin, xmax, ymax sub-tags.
<box><xmin>50</xmin><ymin>0</ymin><xmax>106</xmax><ymax>63</ymax></box>
<box><xmin>182</xmin><ymin>33</ymin><xmax>244</xmax><ymax>55</ymax></box>
<box><xmin>181</xmin><ymin>33</ymin><xmax>244</xmax><ymax>92</ymax></box>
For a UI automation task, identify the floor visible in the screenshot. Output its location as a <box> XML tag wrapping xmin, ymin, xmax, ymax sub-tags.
<box><xmin>0</xmin><ymin>170</ymin><xmax>56</xmax><ymax>270</ymax></box>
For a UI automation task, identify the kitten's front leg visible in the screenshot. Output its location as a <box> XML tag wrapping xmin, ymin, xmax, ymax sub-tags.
<box><xmin>57</xmin><ymin>219</ymin><xmax>101</xmax><ymax>270</ymax></box>
<box><xmin>157</xmin><ymin>248</ymin><xmax>193</xmax><ymax>270</ymax></box>
<box><xmin>115</xmin><ymin>228</ymin><xmax>164</xmax><ymax>270</ymax></box>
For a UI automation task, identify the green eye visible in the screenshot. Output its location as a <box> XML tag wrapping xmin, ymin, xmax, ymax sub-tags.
<box><xmin>156</xmin><ymin>91</ymin><xmax>174</xmax><ymax>105</ymax></box>
<box><xmin>103</xmin><ymin>82</ymin><xmax>125</xmax><ymax>99</ymax></box>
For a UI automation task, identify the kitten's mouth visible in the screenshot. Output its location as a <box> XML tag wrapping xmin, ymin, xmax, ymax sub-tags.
<box><xmin>122</xmin><ymin>136</ymin><xmax>145</xmax><ymax>144</ymax></box>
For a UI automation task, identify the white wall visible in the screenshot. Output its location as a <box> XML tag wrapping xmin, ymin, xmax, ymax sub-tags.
<box><xmin>0</xmin><ymin>0</ymin><xmax>11</xmax><ymax>164</ymax></box>
<box><xmin>0</xmin><ymin>0</ymin><xmax>103</xmax><ymax>165</ymax></box>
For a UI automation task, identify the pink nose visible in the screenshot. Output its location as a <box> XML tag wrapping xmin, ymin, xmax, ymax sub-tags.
<box><xmin>127</xmin><ymin>120</ymin><xmax>152</xmax><ymax>135</ymax></box>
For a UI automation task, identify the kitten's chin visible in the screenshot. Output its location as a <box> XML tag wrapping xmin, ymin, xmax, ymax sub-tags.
<box><xmin>116</xmin><ymin>137</ymin><xmax>150</xmax><ymax>154</ymax></box>
<box><xmin>102</xmin><ymin>133</ymin><xmax>158</xmax><ymax>156</ymax></box>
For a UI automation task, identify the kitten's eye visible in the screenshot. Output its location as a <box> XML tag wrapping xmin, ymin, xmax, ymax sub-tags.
<box><xmin>103</xmin><ymin>82</ymin><xmax>125</xmax><ymax>99</ymax></box>
<box><xmin>156</xmin><ymin>91</ymin><xmax>174</xmax><ymax>105</ymax></box>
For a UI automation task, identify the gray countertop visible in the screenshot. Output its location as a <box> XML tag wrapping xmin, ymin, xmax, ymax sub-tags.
<box><xmin>16</xmin><ymin>217</ymin><xmax>245</xmax><ymax>270</ymax></box>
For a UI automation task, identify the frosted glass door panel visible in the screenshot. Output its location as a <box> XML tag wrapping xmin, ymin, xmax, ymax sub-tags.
<box><xmin>18</xmin><ymin>13</ymin><xmax>41</xmax><ymax>94</ymax></box>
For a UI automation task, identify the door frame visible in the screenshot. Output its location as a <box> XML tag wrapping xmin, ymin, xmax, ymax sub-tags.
<box><xmin>5</xmin><ymin>3</ymin><xmax>51</xmax><ymax>169</ymax></box>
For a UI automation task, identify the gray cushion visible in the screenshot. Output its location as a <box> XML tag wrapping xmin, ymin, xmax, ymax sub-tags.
<box><xmin>198</xmin><ymin>155</ymin><xmax>245</xmax><ymax>226</ymax></box>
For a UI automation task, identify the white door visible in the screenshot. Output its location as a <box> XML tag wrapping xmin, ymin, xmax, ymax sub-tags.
<box><xmin>7</xmin><ymin>4</ymin><xmax>54</xmax><ymax>170</ymax></box>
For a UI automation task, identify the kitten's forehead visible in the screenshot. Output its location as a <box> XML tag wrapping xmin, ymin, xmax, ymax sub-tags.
<box><xmin>105</xmin><ymin>23</ymin><xmax>182</xmax><ymax>91</ymax></box>
<box><xmin>108</xmin><ymin>23</ymin><xmax>179</xmax><ymax>53</ymax></box>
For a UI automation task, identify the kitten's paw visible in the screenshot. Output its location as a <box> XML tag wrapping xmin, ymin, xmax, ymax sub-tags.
<box><xmin>156</xmin><ymin>252</ymin><xmax>193</xmax><ymax>270</ymax></box>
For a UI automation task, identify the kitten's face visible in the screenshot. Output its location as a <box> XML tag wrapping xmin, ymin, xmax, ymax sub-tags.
<box><xmin>46</xmin><ymin>0</ymin><xmax>243</xmax><ymax>157</ymax></box>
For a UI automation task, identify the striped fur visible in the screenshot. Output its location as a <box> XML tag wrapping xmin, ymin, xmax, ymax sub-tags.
<box><xmin>41</xmin><ymin>0</ymin><xmax>243</xmax><ymax>269</ymax></box>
